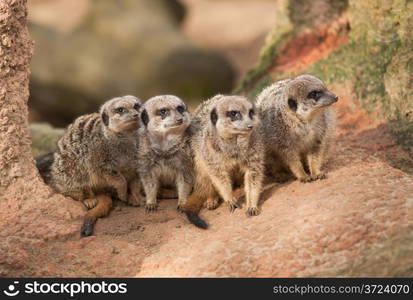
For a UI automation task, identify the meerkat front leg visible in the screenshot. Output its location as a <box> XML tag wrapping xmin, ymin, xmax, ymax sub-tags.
<box><xmin>208</xmin><ymin>171</ymin><xmax>239</xmax><ymax>212</ymax></box>
<box><xmin>127</xmin><ymin>177</ymin><xmax>143</xmax><ymax>207</ymax></box>
<box><xmin>285</xmin><ymin>153</ymin><xmax>311</xmax><ymax>183</ymax></box>
<box><xmin>141</xmin><ymin>174</ymin><xmax>159</xmax><ymax>212</ymax></box>
<box><xmin>307</xmin><ymin>149</ymin><xmax>326</xmax><ymax>181</ymax></box>
<box><xmin>176</xmin><ymin>173</ymin><xmax>192</xmax><ymax>212</ymax></box>
<box><xmin>244</xmin><ymin>168</ymin><xmax>263</xmax><ymax>216</ymax></box>
<box><xmin>104</xmin><ymin>171</ymin><xmax>128</xmax><ymax>202</ymax></box>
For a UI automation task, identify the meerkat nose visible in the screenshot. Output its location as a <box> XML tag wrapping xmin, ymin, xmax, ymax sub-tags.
<box><xmin>334</xmin><ymin>95</ymin><xmax>339</xmax><ymax>102</ymax></box>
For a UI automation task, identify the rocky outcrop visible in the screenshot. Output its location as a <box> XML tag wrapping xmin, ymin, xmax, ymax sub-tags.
<box><xmin>29</xmin><ymin>0</ymin><xmax>234</xmax><ymax>126</ymax></box>
<box><xmin>0</xmin><ymin>0</ymin><xmax>84</xmax><ymax>277</ymax></box>
<box><xmin>237</xmin><ymin>0</ymin><xmax>412</xmax><ymax>157</ymax></box>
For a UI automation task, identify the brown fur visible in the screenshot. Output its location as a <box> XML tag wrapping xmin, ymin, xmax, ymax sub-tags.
<box><xmin>256</xmin><ymin>74</ymin><xmax>337</xmax><ymax>182</ymax></box>
<box><xmin>138</xmin><ymin>95</ymin><xmax>194</xmax><ymax>212</ymax></box>
<box><xmin>44</xmin><ymin>95</ymin><xmax>143</xmax><ymax>236</ymax></box>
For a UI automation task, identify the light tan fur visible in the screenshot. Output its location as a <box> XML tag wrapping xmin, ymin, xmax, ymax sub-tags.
<box><xmin>184</xmin><ymin>95</ymin><xmax>265</xmax><ymax>229</ymax></box>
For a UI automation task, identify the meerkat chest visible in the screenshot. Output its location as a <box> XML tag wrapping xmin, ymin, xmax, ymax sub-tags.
<box><xmin>291</xmin><ymin>122</ymin><xmax>321</xmax><ymax>153</ymax></box>
<box><xmin>109</xmin><ymin>141</ymin><xmax>138</xmax><ymax>172</ymax></box>
<box><xmin>152</xmin><ymin>157</ymin><xmax>183</xmax><ymax>184</ymax></box>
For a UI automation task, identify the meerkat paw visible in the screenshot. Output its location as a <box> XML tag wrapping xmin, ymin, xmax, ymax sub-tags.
<box><xmin>310</xmin><ymin>173</ymin><xmax>327</xmax><ymax>181</ymax></box>
<box><xmin>206</xmin><ymin>197</ymin><xmax>220</xmax><ymax>210</ymax></box>
<box><xmin>227</xmin><ymin>198</ymin><xmax>240</xmax><ymax>213</ymax></box>
<box><xmin>127</xmin><ymin>194</ymin><xmax>141</xmax><ymax>207</ymax></box>
<box><xmin>83</xmin><ymin>198</ymin><xmax>98</xmax><ymax>209</ymax></box>
<box><xmin>298</xmin><ymin>175</ymin><xmax>313</xmax><ymax>183</ymax></box>
<box><xmin>145</xmin><ymin>203</ymin><xmax>158</xmax><ymax>213</ymax></box>
<box><xmin>80</xmin><ymin>218</ymin><xmax>96</xmax><ymax>237</ymax></box>
<box><xmin>246</xmin><ymin>206</ymin><xmax>260</xmax><ymax>217</ymax></box>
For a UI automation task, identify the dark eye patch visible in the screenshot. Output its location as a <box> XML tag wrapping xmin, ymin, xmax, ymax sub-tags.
<box><xmin>133</xmin><ymin>103</ymin><xmax>141</xmax><ymax>110</ymax></box>
<box><xmin>115</xmin><ymin>107</ymin><xmax>125</xmax><ymax>114</ymax></box>
<box><xmin>249</xmin><ymin>108</ymin><xmax>255</xmax><ymax>119</ymax></box>
<box><xmin>226</xmin><ymin>110</ymin><xmax>241</xmax><ymax>120</ymax></box>
<box><xmin>156</xmin><ymin>108</ymin><xmax>169</xmax><ymax>118</ymax></box>
<box><xmin>308</xmin><ymin>90</ymin><xmax>322</xmax><ymax>100</ymax></box>
<box><xmin>176</xmin><ymin>105</ymin><xmax>185</xmax><ymax>114</ymax></box>
<box><xmin>288</xmin><ymin>98</ymin><xmax>297</xmax><ymax>111</ymax></box>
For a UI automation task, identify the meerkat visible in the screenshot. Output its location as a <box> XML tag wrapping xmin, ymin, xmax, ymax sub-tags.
<box><xmin>137</xmin><ymin>95</ymin><xmax>193</xmax><ymax>212</ymax></box>
<box><xmin>184</xmin><ymin>95</ymin><xmax>265</xmax><ymax>229</ymax></box>
<box><xmin>256</xmin><ymin>74</ymin><xmax>337</xmax><ymax>183</ymax></box>
<box><xmin>37</xmin><ymin>95</ymin><xmax>143</xmax><ymax>237</ymax></box>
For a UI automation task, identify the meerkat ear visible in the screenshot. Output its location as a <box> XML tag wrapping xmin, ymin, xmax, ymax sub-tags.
<box><xmin>210</xmin><ymin>108</ymin><xmax>218</xmax><ymax>125</ymax></box>
<box><xmin>101</xmin><ymin>111</ymin><xmax>109</xmax><ymax>126</ymax></box>
<box><xmin>288</xmin><ymin>98</ymin><xmax>297</xmax><ymax>111</ymax></box>
<box><xmin>141</xmin><ymin>109</ymin><xmax>149</xmax><ymax>126</ymax></box>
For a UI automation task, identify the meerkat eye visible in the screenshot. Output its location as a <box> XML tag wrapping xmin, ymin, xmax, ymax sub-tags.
<box><xmin>308</xmin><ymin>91</ymin><xmax>321</xmax><ymax>100</ymax></box>
<box><xmin>249</xmin><ymin>109</ymin><xmax>255</xmax><ymax>119</ymax></box>
<box><xmin>227</xmin><ymin>110</ymin><xmax>241</xmax><ymax>120</ymax></box>
<box><xmin>176</xmin><ymin>105</ymin><xmax>185</xmax><ymax>114</ymax></box>
<box><xmin>133</xmin><ymin>103</ymin><xmax>141</xmax><ymax>110</ymax></box>
<box><xmin>157</xmin><ymin>108</ymin><xmax>168</xmax><ymax>117</ymax></box>
<box><xmin>115</xmin><ymin>107</ymin><xmax>125</xmax><ymax>114</ymax></box>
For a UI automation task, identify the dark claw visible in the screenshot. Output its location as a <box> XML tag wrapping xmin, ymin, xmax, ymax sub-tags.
<box><xmin>246</xmin><ymin>207</ymin><xmax>259</xmax><ymax>217</ymax></box>
<box><xmin>312</xmin><ymin>173</ymin><xmax>327</xmax><ymax>181</ymax></box>
<box><xmin>80</xmin><ymin>218</ymin><xmax>96</xmax><ymax>237</ymax></box>
<box><xmin>228</xmin><ymin>202</ymin><xmax>239</xmax><ymax>213</ymax></box>
<box><xmin>299</xmin><ymin>177</ymin><xmax>313</xmax><ymax>183</ymax></box>
<box><xmin>176</xmin><ymin>205</ymin><xmax>184</xmax><ymax>213</ymax></box>
<box><xmin>145</xmin><ymin>204</ymin><xmax>157</xmax><ymax>213</ymax></box>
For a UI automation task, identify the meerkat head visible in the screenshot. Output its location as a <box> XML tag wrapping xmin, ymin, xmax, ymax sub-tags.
<box><xmin>285</xmin><ymin>74</ymin><xmax>338</xmax><ymax>121</ymax></box>
<box><xmin>209</xmin><ymin>95</ymin><xmax>258</xmax><ymax>138</ymax></box>
<box><xmin>100</xmin><ymin>95</ymin><xmax>142</xmax><ymax>133</ymax></box>
<box><xmin>140</xmin><ymin>95</ymin><xmax>190</xmax><ymax>136</ymax></box>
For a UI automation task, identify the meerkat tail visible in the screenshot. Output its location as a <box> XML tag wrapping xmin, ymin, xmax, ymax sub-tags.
<box><xmin>35</xmin><ymin>151</ymin><xmax>54</xmax><ymax>183</ymax></box>
<box><xmin>80</xmin><ymin>194</ymin><xmax>113</xmax><ymax>237</ymax></box>
<box><xmin>157</xmin><ymin>188</ymin><xmax>178</xmax><ymax>199</ymax></box>
<box><xmin>184</xmin><ymin>193</ymin><xmax>208</xmax><ymax>229</ymax></box>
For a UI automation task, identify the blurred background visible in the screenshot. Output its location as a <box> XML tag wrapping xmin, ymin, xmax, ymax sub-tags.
<box><xmin>28</xmin><ymin>0</ymin><xmax>278</xmax><ymax>126</ymax></box>
<box><xmin>28</xmin><ymin>0</ymin><xmax>412</xmax><ymax>165</ymax></box>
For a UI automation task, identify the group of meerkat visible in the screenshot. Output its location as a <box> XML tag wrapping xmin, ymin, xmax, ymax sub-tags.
<box><xmin>36</xmin><ymin>74</ymin><xmax>338</xmax><ymax>236</ymax></box>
